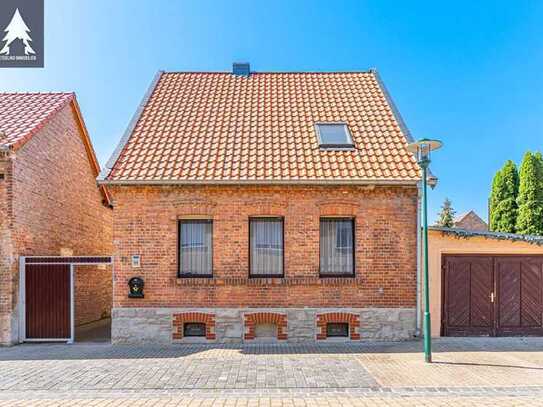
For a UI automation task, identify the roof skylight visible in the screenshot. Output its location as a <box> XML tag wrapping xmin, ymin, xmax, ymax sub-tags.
<box><xmin>315</xmin><ymin>123</ymin><xmax>354</xmax><ymax>149</ymax></box>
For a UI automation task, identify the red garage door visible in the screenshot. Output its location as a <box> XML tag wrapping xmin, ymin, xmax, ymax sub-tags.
<box><xmin>442</xmin><ymin>255</ymin><xmax>543</xmax><ymax>336</ymax></box>
<box><xmin>25</xmin><ymin>264</ymin><xmax>71</xmax><ymax>339</ymax></box>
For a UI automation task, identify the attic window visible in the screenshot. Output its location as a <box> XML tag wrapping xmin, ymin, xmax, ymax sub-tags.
<box><xmin>316</xmin><ymin>123</ymin><xmax>354</xmax><ymax>149</ymax></box>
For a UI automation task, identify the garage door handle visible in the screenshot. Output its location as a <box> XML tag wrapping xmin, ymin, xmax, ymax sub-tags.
<box><xmin>490</xmin><ymin>292</ymin><xmax>495</xmax><ymax>303</ymax></box>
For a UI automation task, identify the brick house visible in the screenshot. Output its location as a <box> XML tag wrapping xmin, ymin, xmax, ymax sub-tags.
<box><xmin>453</xmin><ymin>210</ymin><xmax>488</xmax><ymax>232</ymax></box>
<box><xmin>0</xmin><ymin>93</ymin><xmax>112</xmax><ymax>345</ymax></box>
<box><xmin>99</xmin><ymin>64</ymin><xmax>421</xmax><ymax>344</ymax></box>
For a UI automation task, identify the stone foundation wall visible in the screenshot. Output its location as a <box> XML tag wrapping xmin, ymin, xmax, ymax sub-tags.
<box><xmin>112</xmin><ymin>307</ymin><xmax>416</xmax><ymax>344</ymax></box>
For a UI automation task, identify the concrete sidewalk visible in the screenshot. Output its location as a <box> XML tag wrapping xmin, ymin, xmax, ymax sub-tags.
<box><xmin>0</xmin><ymin>338</ymin><xmax>542</xmax><ymax>405</ymax></box>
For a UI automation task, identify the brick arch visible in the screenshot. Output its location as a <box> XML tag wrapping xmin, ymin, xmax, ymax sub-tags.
<box><xmin>173</xmin><ymin>199</ymin><xmax>217</xmax><ymax>217</ymax></box>
<box><xmin>172</xmin><ymin>312</ymin><xmax>216</xmax><ymax>340</ymax></box>
<box><xmin>244</xmin><ymin>312</ymin><xmax>287</xmax><ymax>340</ymax></box>
<box><xmin>317</xmin><ymin>200</ymin><xmax>359</xmax><ymax>217</ymax></box>
<box><xmin>244</xmin><ymin>200</ymin><xmax>287</xmax><ymax>217</ymax></box>
<box><xmin>316</xmin><ymin>312</ymin><xmax>360</xmax><ymax>340</ymax></box>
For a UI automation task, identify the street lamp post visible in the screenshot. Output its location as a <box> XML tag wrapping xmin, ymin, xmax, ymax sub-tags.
<box><xmin>407</xmin><ymin>138</ymin><xmax>442</xmax><ymax>363</ymax></box>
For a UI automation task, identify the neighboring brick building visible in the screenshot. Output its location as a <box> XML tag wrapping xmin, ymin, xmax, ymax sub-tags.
<box><xmin>99</xmin><ymin>64</ymin><xmax>421</xmax><ymax>344</ymax></box>
<box><xmin>453</xmin><ymin>210</ymin><xmax>488</xmax><ymax>232</ymax></box>
<box><xmin>0</xmin><ymin>93</ymin><xmax>112</xmax><ymax>345</ymax></box>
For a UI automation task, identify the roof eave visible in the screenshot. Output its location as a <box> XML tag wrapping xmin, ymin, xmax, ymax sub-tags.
<box><xmin>97</xmin><ymin>178</ymin><xmax>419</xmax><ymax>187</ymax></box>
<box><xmin>430</xmin><ymin>226</ymin><xmax>543</xmax><ymax>246</ymax></box>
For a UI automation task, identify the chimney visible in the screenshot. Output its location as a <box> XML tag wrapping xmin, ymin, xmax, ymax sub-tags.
<box><xmin>232</xmin><ymin>62</ymin><xmax>250</xmax><ymax>77</ymax></box>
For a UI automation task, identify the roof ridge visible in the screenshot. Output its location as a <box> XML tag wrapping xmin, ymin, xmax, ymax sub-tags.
<box><xmin>162</xmin><ymin>70</ymin><xmax>374</xmax><ymax>75</ymax></box>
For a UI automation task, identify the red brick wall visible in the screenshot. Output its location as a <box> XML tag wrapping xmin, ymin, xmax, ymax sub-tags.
<box><xmin>110</xmin><ymin>185</ymin><xmax>417</xmax><ymax>309</ymax></box>
<box><xmin>74</xmin><ymin>266</ymin><xmax>112</xmax><ymax>326</ymax></box>
<box><xmin>0</xmin><ymin>102</ymin><xmax>112</xmax><ymax>343</ymax></box>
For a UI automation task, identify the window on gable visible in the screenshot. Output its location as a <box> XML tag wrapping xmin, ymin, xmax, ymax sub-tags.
<box><xmin>178</xmin><ymin>220</ymin><xmax>213</xmax><ymax>277</ymax></box>
<box><xmin>315</xmin><ymin>123</ymin><xmax>354</xmax><ymax>149</ymax></box>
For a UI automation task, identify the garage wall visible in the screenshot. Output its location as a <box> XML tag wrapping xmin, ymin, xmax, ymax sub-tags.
<box><xmin>428</xmin><ymin>229</ymin><xmax>543</xmax><ymax>337</ymax></box>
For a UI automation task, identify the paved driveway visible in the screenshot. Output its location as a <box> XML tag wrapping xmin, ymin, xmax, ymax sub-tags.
<box><xmin>1</xmin><ymin>338</ymin><xmax>543</xmax><ymax>405</ymax></box>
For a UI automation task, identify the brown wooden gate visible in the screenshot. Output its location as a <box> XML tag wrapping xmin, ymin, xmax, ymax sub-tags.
<box><xmin>25</xmin><ymin>264</ymin><xmax>71</xmax><ymax>339</ymax></box>
<box><xmin>442</xmin><ymin>255</ymin><xmax>543</xmax><ymax>337</ymax></box>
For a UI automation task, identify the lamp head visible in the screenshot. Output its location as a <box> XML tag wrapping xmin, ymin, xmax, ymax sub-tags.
<box><xmin>407</xmin><ymin>138</ymin><xmax>443</xmax><ymax>163</ymax></box>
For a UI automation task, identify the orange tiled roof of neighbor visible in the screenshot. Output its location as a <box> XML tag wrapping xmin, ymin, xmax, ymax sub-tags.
<box><xmin>102</xmin><ymin>69</ymin><xmax>421</xmax><ymax>184</ymax></box>
<box><xmin>0</xmin><ymin>92</ymin><xmax>74</xmax><ymax>150</ymax></box>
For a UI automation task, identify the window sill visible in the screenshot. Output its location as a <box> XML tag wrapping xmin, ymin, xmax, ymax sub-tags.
<box><xmin>176</xmin><ymin>276</ymin><xmax>363</xmax><ymax>286</ymax></box>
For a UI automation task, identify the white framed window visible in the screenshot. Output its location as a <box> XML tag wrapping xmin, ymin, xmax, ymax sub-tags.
<box><xmin>178</xmin><ymin>220</ymin><xmax>213</xmax><ymax>277</ymax></box>
<box><xmin>250</xmin><ymin>217</ymin><xmax>284</xmax><ymax>277</ymax></box>
<box><xmin>315</xmin><ymin>123</ymin><xmax>354</xmax><ymax>149</ymax></box>
<box><xmin>320</xmin><ymin>218</ymin><xmax>355</xmax><ymax>277</ymax></box>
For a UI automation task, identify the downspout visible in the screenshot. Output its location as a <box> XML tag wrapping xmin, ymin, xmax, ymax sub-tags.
<box><xmin>415</xmin><ymin>181</ymin><xmax>422</xmax><ymax>336</ymax></box>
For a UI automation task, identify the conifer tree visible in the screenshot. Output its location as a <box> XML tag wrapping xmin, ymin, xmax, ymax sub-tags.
<box><xmin>535</xmin><ymin>151</ymin><xmax>543</xmax><ymax>190</ymax></box>
<box><xmin>489</xmin><ymin>160</ymin><xmax>519</xmax><ymax>233</ymax></box>
<box><xmin>516</xmin><ymin>152</ymin><xmax>543</xmax><ymax>235</ymax></box>
<box><xmin>436</xmin><ymin>198</ymin><xmax>456</xmax><ymax>228</ymax></box>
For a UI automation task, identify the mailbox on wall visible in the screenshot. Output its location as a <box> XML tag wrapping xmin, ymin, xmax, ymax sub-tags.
<box><xmin>128</xmin><ymin>277</ymin><xmax>144</xmax><ymax>298</ymax></box>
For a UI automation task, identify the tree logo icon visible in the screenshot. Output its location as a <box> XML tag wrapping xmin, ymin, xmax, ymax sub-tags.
<box><xmin>0</xmin><ymin>8</ymin><xmax>35</xmax><ymax>56</ymax></box>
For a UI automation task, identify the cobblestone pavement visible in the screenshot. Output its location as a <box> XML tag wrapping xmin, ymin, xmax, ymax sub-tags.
<box><xmin>1</xmin><ymin>338</ymin><xmax>543</xmax><ymax>405</ymax></box>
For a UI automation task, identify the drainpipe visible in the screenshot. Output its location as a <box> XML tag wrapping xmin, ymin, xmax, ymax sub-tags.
<box><xmin>415</xmin><ymin>181</ymin><xmax>422</xmax><ymax>336</ymax></box>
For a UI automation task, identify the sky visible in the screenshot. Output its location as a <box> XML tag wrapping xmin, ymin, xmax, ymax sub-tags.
<box><xmin>1</xmin><ymin>0</ymin><xmax>542</xmax><ymax>222</ymax></box>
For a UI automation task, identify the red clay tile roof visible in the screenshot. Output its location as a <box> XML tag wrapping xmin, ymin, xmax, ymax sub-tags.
<box><xmin>0</xmin><ymin>92</ymin><xmax>75</xmax><ymax>150</ymax></box>
<box><xmin>102</xmin><ymin>71</ymin><xmax>421</xmax><ymax>184</ymax></box>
